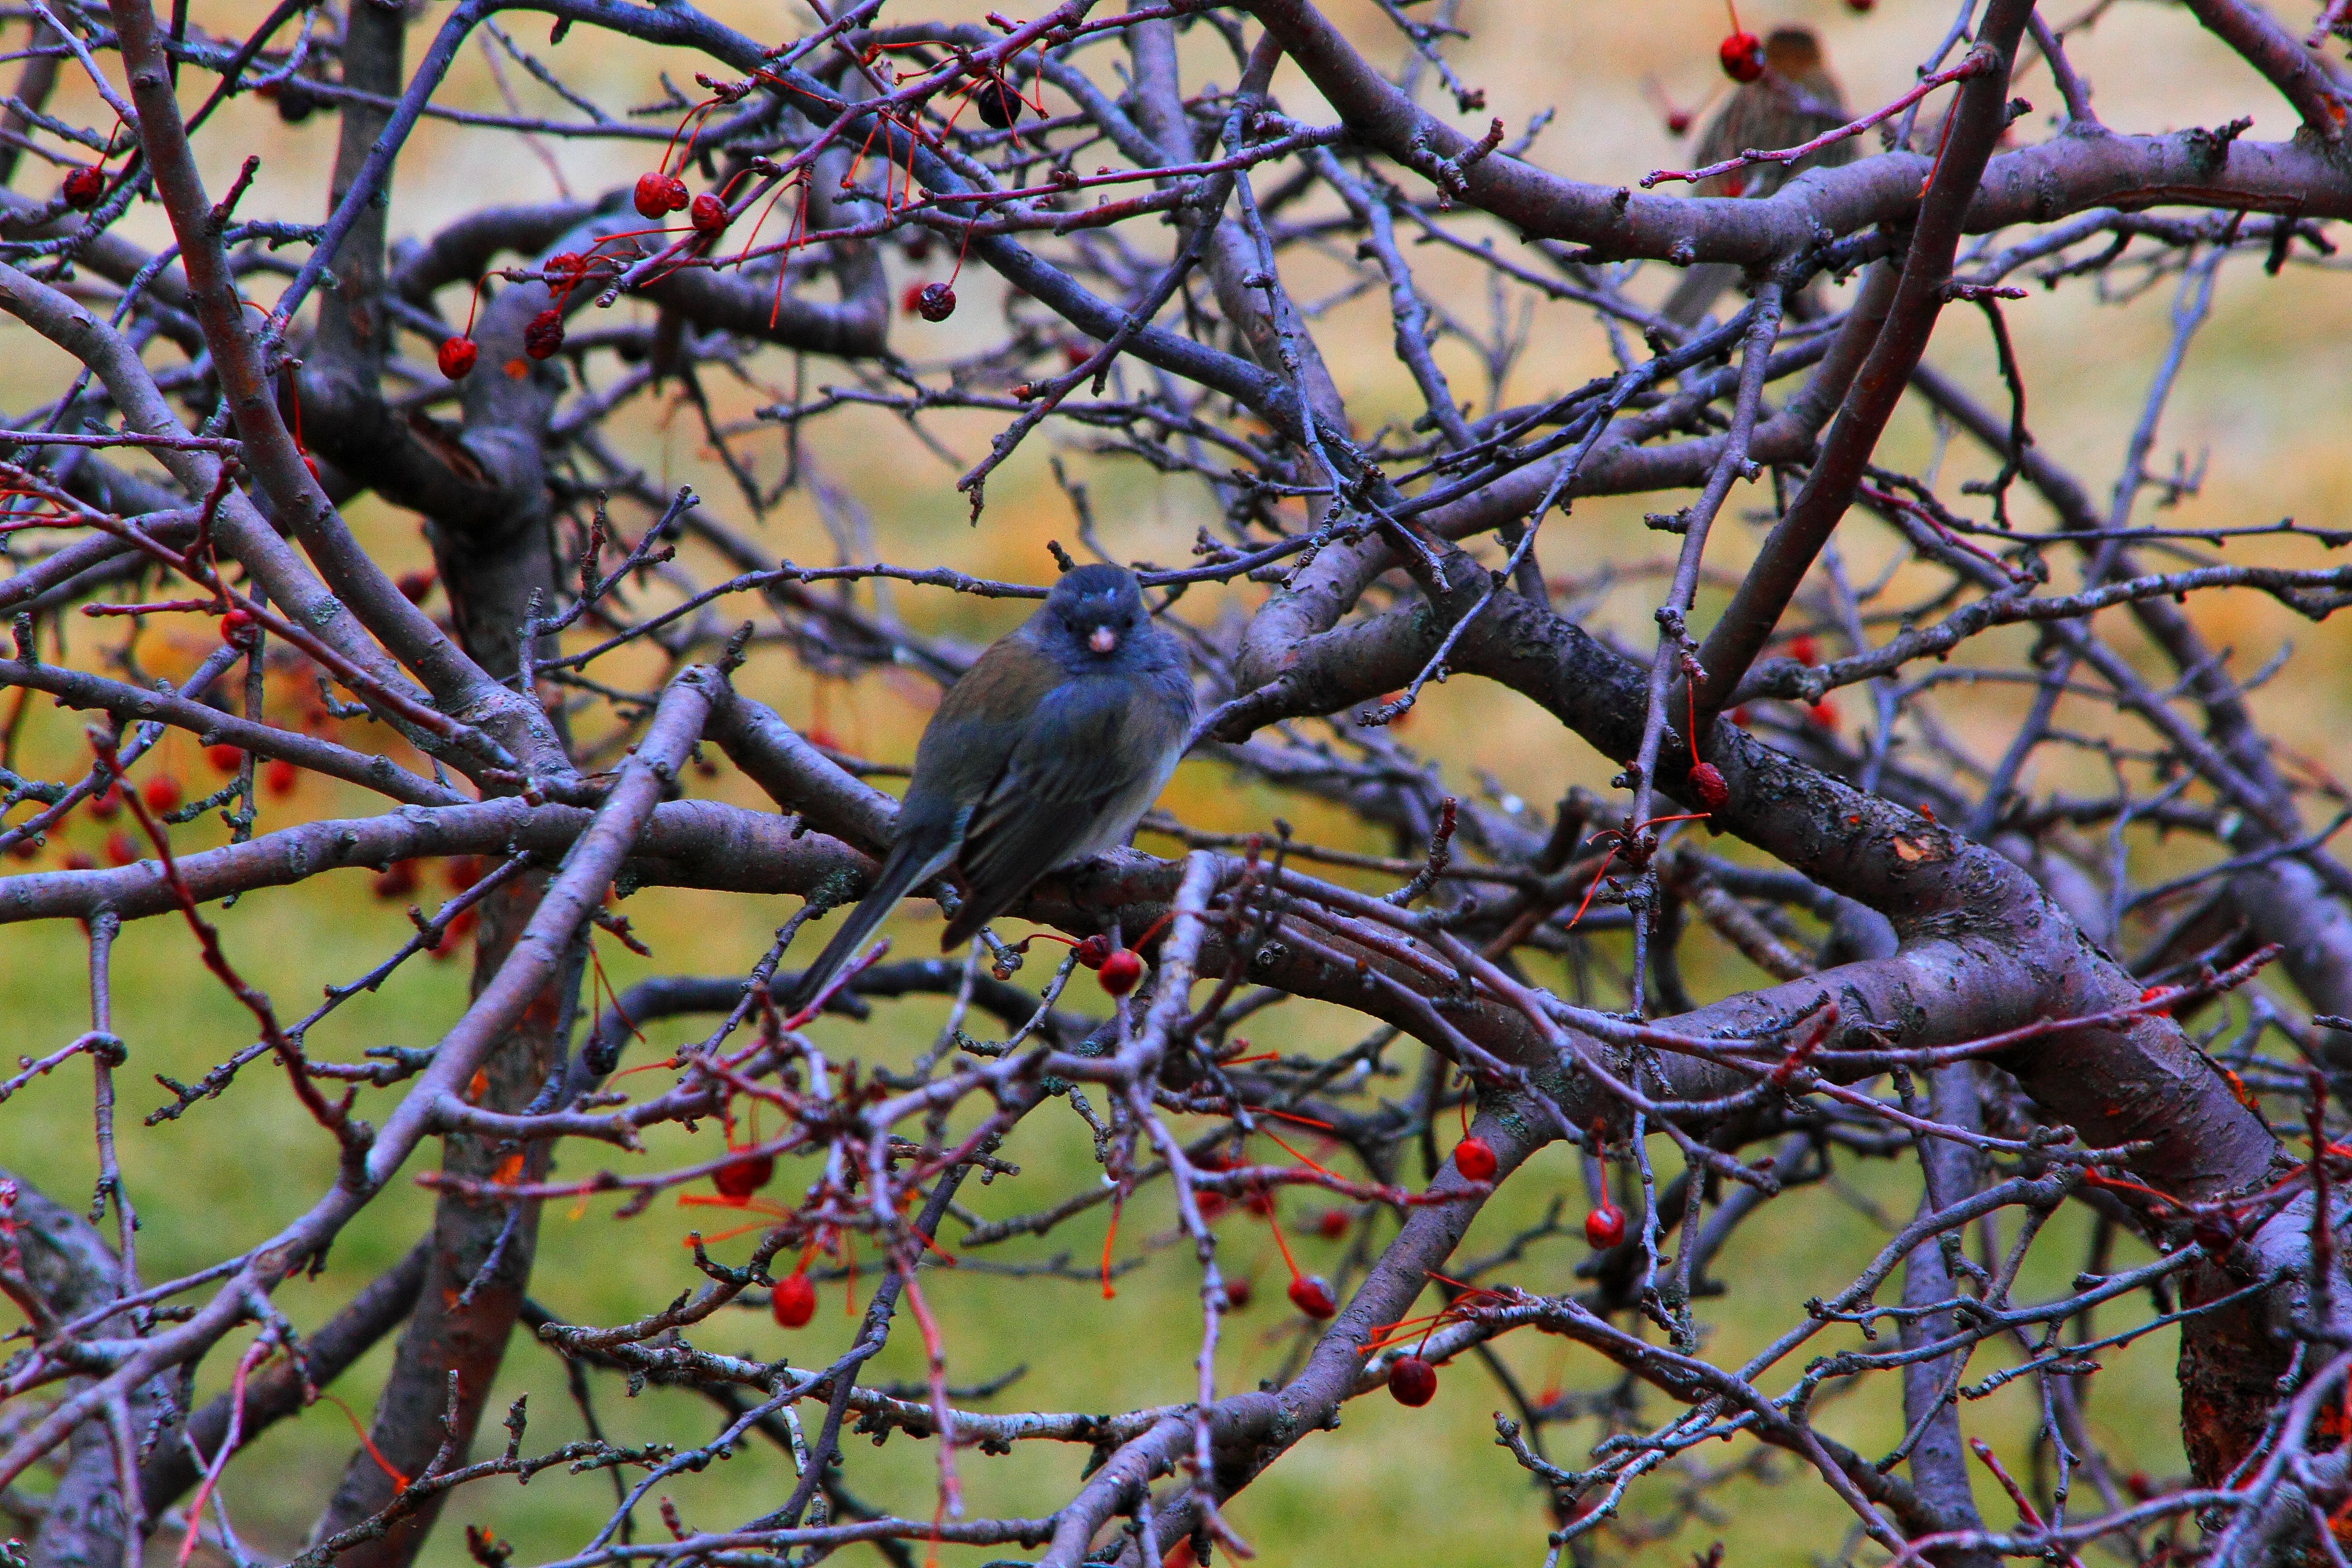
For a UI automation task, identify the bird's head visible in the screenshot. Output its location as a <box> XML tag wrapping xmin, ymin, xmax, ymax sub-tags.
<box><xmin>1046</xmin><ymin>562</ymin><xmax>1150</xmax><ymax>658</ymax></box>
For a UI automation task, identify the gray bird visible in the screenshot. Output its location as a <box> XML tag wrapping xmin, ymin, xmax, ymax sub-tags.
<box><xmin>1661</xmin><ymin>27</ymin><xmax>1855</xmax><ymax>329</ymax></box>
<box><xmin>784</xmin><ymin>563</ymin><xmax>1194</xmax><ymax>1012</ymax></box>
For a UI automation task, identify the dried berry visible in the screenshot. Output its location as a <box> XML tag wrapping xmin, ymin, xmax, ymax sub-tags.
<box><xmin>1687</xmin><ymin>762</ymin><xmax>1729</xmax><ymax>812</ymax></box>
<box><xmin>689</xmin><ymin>192</ymin><xmax>729</xmax><ymax>235</ymax></box>
<box><xmin>1098</xmin><ymin>947</ymin><xmax>1143</xmax><ymax>996</ymax></box>
<box><xmin>634</xmin><ymin>170</ymin><xmax>687</xmax><ymax>219</ymax></box>
<box><xmin>523</xmin><ymin>309</ymin><xmax>565</xmax><ymax>360</ymax></box>
<box><xmin>915</xmin><ymin>282</ymin><xmax>956</xmax><ymax>322</ymax></box>
<box><xmin>142</xmin><ymin>775</ymin><xmax>181</xmax><ymax>814</ymax></box>
<box><xmin>1718</xmin><ymin>30</ymin><xmax>1765</xmax><ymax>83</ymax></box>
<box><xmin>771</xmin><ymin>1270</ymin><xmax>817</xmax><ymax>1328</ymax></box>
<box><xmin>62</xmin><ymin>167</ymin><xmax>104</xmax><ymax>209</ymax></box>
<box><xmin>1452</xmin><ymin>1136</ymin><xmax>1498</xmax><ymax>1183</ymax></box>
<box><xmin>971</xmin><ymin>76</ymin><xmax>1024</xmax><ymax>130</ymax></box>
<box><xmin>712</xmin><ymin>1152</ymin><xmax>775</xmax><ymax>1200</ymax></box>
<box><xmin>1387</xmin><ymin>1355</ymin><xmax>1438</xmax><ymax>1407</ymax></box>
<box><xmin>1072</xmin><ymin>933</ymin><xmax>1112</xmax><ymax>969</ymax></box>
<box><xmin>437</xmin><ymin>335</ymin><xmax>478</xmax><ymax>380</ymax></box>
<box><xmin>1585</xmin><ymin>1201</ymin><xmax>1626</xmax><ymax>1250</ymax></box>
<box><xmin>1287</xmin><ymin>1275</ymin><xmax>1337</xmax><ymax>1319</ymax></box>
<box><xmin>206</xmin><ymin>744</ymin><xmax>244</xmax><ymax>774</ymax></box>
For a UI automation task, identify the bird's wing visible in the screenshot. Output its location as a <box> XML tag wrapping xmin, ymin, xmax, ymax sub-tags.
<box><xmin>951</xmin><ymin>673</ymin><xmax>1185</xmax><ymax>930</ymax></box>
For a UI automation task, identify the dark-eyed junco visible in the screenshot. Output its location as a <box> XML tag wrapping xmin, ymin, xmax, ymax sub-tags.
<box><xmin>1661</xmin><ymin>27</ymin><xmax>1854</xmax><ymax>328</ymax></box>
<box><xmin>784</xmin><ymin>563</ymin><xmax>1194</xmax><ymax>1012</ymax></box>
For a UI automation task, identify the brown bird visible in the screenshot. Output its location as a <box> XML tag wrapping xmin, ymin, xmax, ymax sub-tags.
<box><xmin>1660</xmin><ymin>27</ymin><xmax>1855</xmax><ymax>328</ymax></box>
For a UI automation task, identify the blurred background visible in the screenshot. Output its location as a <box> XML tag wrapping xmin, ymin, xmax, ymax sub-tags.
<box><xmin>6</xmin><ymin>0</ymin><xmax>2351</xmax><ymax>1562</ymax></box>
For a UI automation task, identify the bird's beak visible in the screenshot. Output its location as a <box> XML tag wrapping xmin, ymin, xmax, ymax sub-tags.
<box><xmin>1089</xmin><ymin>626</ymin><xmax>1117</xmax><ymax>654</ymax></box>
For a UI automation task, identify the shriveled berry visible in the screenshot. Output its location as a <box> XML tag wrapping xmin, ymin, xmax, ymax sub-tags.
<box><xmin>712</xmin><ymin>1152</ymin><xmax>774</xmax><ymax>1200</ymax></box>
<box><xmin>62</xmin><ymin>167</ymin><xmax>104</xmax><ymax>209</ymax></box>
<box><xmin>971</xmin><ymin>76</ymin><xmax>1024</xmax><ymax>130</ymax></box>
<box><xmin>437</xmin><ymin>335</ymin><xmax>478</xmax><ymax>380</ymax></box>
<box><xmin>1098</xmin><ymin>947</ymin><xmax>1143</xmax><ymax>996</ymax></box>
<box><xmin>104</xmin><ymin>829</ymin><xmax>140</xmax><ymax>867</ymax></box>
<box><xmin>523</xmin><ymin>309</ymin><xmax>565</xmax><ymax>360</ymax></box>
<box><xmin>1387</xmin><ymin>1355</ymin><xmax>1438</xmax><ymax>1407</ymax></box>
<box><xmin>915</xmin><ymin>282</ymin><xmax>956</xmax><ymax>322</ymax></box>
<box><xmin>1287</xmin><ymin>1275</ymin><xmax>1337</xmax><ymax>1319</ymax></box>
<box><xmin>1719</xmin><ymin>30</ymin><xmax>1765</xmax><ymax>82</ymax></box>
<box><xmin>1687</xmin><ymin>762</ymin><xmax>1729</xmax><ymax>812</ymax></box>
<box><xmin>634</xmin><ymin>170</ymin><xmax>681</xmax><ymax>219</ymax></box>
<box><xmin>1072</xmin><ymin>933</ymin><xmax>1112</xmax><ymax>969</ymax></box>
<box><xmin>264</xmin><ymin>757</ymin><xmax>299</xmax><ymax>798</ymax></box>
<box><xmin>1584</xmin><ymin>1201</ymin><xmax>1626</xmax><ymax>1250</ymax></box>
<box><xmin>141</xmin><ymin>775</ymin><xmax>181</xmax><ymax>814</ymax></box>
<box><xmin>689</xmin><ymin>192</ymin><xmax>729</xmax><ymax>235</ymax></box>
<box><xmin>1452</xmin><ymin>1136</ymin><xmax>1498</xmax><ymax>1183</ymax></box>
<box><xmin>771</xmin><ymin>1270</ymin><xmax>817</xmax><ymax>1328</ymax></box>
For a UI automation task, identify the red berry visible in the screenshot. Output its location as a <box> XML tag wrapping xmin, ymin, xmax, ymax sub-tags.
<box><xmin>2190</xmin><ymin>1214</ymin><xmax>2237</xmax><ymax>1256</ymax></box>
<box><xmin>371</xmin><ymin>860</ymin><xmax>419</xmax><ymax>900</ymax></box>
<box><xmin>1806</xmin><ymin>699</ymin><xmax>1838</xmax><ymax>731</ymax></box>
<box><xmin>437</xmin><ymin>335</ymin><xmax>478</xmax><ymax>380</ymax></box>
<box><xmin>1287</xmin><ymin>1275</ymin><xmax>1337</xmax><ymax>1319</ymax></box>
<box><xmin>900</xmin><ymin>282</ymin><xmax>929</xmax><ymax>316</ymax></box>
<box><xmin>65</xmin><ymin>850</ymin><xmax>96</xmax><ymax>872</ymax></box>
<box><xmin>1729</xmin><ymin>705</ymin><xmax>1752</xmax><ymax>728</ymax></box>
<box><xmin>971</xmin><ymin>76</ymin><xmax>1024</xmax><ymax>130</ymax></box>
<box><xmin>1315</xmin><ymin>1208</ymin><xmax>1350</xmax><ymax>1240</ymax></box>
<box><xmin>430</xmin><ymin>907</ymin><xmax>476</xmax><ymax>960</ymax></box>
<box><xmin>712</xmin><ymin>1151</ymin><xmax>774</xmax><ymax>1200</ymax></box>
<box><xmin>62</xmin><ymin>167</ymin><xmax>103</xmax><ymax>209</ymax></box>
<box><xmin>395</xmin><ymin>569</ymin><xmax>436</xmax><ymax>603</ymax></box>
<box><xmin>220</xmin><ymin>608</ymin><xmax>257</xmax><ymax>646</ymax></box>
<box><xmin>1072</xmin><ymin>933</ymin><xmax>1112</xmax><ymax>969</ymax></box>
<box><xmin>1221</xmin><ymin>1276</ymin><xmax>1252</xmax><ymax>1310</ymax></box>
<box><xmin>772</xmin><ymin>1270</ymin><xmax>817</xmax><ymax>1328</ymax></box>
<box><xmin>1242</xmin><ymin>1187</ymin><xmax>1275</xmax><ymax>1218</ymax></box>
<box><xmin>1718</xmin><ymin>30</ymin><xmax>1765</xmax><ymax>82</ymax></box>
<box><xmin>9</xmin><ymin>838</ymin><xmax>38</xmax><ymax>862</ymax></box>
<box><xmin>88</xmin><ymin>784</ymin><xmax>121</xmax><ymax>822</ymax></box>
<box><xmin>1789</xmin><ymin>635</ymin><xmax>1819</xmax><ymax>666</ymax></box>
<box><xmin>1098</xmin><ymin>948</ymin><xmax>1143</xmax><ymax>996</ymax></box>
<box><xmin>206</xmin><ymin>744</ymin><xmax>244</xmax><ymax>774</ymax></box>
<box><xmin>1687</xmin><ymin>762</ymin><xmax>1729</xmax><ymax>813</ymax></box>
<box><xmin>633</xmin><ymin>171</ymin><xmax>676</xmax><ymax>220</ymax></box>
<box><xmin>915</xmin><ymin>282</ymin><xmax>956</xmax><ymax>322</ymax></box>
<box><xmin>1846</xmin><ymin>0</ymin><xmax>1875</xmax><ymax>10</ymax></box>
<box><xmin>689</xmin><ymin>193</ymin><xmax>729</xmax><ymax>235</ymax></box>
<box><xmin>1195</xmin><ymin>1192</ymin><xmax>1228</xmax><ymax>1224</ymax></box>
<box><xmin>264</xmin><ymin>757</ymin><xmax>299</xmax><ymax>798</ymax></box>
<box><xmin>141</xmin><ymin>775</ymin><xmax>181</xmax><ymax>814</ymax></box>
<box><xmin>1452</xmin><ymin>1136</ymin><xmax>1498</xmax><ymax>1183</ymax></box>
<box><xmin>1585</xmin><ymin>1201</ymin><xmax>1626</xmax><ymax>1250</ymax></box>
<box><xmin>1666</xmin><ymin>109</ymin><xmax>1693</xmax><ymax>135</ymax></box>
<box><xmin>523</xmin><ymin>309</ymin><xmax>564</xmax><ymax>360</ymax></box>
<box><xmin>1387</xmin><ymin>1355</ymin><xmax>1438</xmax><ymax>1407</ymax></box>
<box><xmin>103</xmin><ymin>829</ymin><xmax>140</xmax><ymax>867</ymax></box>
<box><xmin>446</xmin><ymin>855</ymin><xmax>485</xmax><ymax>892</ymax></box>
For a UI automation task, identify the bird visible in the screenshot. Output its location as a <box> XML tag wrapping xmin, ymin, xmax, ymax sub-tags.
<box><xmin>783</xmin><ymin>563</ymin><xmax>1195</xmax><ymax>1013</ymax></box>
<box><xmin>1660</xmin><ymin>26</ymin><xmax>1856</xmax><ymax>329</ymax></box>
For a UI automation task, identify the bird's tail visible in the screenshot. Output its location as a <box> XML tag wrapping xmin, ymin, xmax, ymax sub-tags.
<box><xmin>781</xmin><ymin>836</ymin><xmax>949</xmax><ymax>1017</ymax></box>
<box><xmin>1660</xmin><ymin>262</ymin><xmax>1742</xmax><ymax>329</ymax></box>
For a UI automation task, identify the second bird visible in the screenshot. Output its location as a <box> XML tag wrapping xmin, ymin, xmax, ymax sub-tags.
<box><xmin>784</xmin><ymin>563</ymin><xmax>1195</xmax><ymax>1013</ymax></box>
<box><xmin>1660</xmin><ymin>26</ymin><xmax>1854</xmax><ymax>328</ymax></box>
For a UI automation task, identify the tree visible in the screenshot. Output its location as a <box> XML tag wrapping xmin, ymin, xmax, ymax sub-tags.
<box><xmin>4</xmin><ymin>0</ymin><xmax>2352</xmax><ymax>1562</ymax></box>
